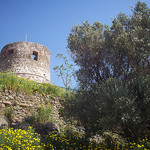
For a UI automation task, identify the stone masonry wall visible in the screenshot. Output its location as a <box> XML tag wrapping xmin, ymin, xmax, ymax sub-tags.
<box><xmin>0</xmin><ymin>41</ymin><xmax>51</xmax><ymax>83</ymax></box>
<box><xmin>0</xmin><ymin>89</ymin><xmax>63</xmax><ymax>126</ymax></box>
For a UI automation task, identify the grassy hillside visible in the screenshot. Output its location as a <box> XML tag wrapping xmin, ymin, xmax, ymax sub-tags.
<box><xmin>0</xmin><ymin>72</ymin><xmax>66</xmax><ymax>98</ymax></box>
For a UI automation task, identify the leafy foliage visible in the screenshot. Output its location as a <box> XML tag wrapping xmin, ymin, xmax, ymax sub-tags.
<box><xmin>5</xmin><ymin>107</ymin><xmax>13</xmax><ymax>120</ymax></box>
<box><xmin>53</xmin><ymin>51</ymin><xmax>76</xmax><ymax>90</ymax></box>
<box><xmin>62</xmin><ymin>75</ymin><xmax>150</xmax><ymax>140</ymax></box>
<box><xmin>104</xmin><ymin>1</ymin><xmax>150</xmax><ymax>79</ymax></box>
<box><xmin>65</xmin><ymin>1</ymin><xmax>150</xmax><ymax>141</ymax></box>
<box><xmin>67</xmin><ymin>2</ymin><xmax>150</xmax><ymax>88</ymax></box>
<box><xmin>28</xmin><ymin>104</ymin><xmax>53</xmax><ymax>124</ymax></box>
<box><xmin>68</xmin><ymin>21</ymin><xmax>108</xmax><ymax>88</ymax></box>
<box><xmin>45</xmin><ymin>130</ymin><xmax>123</xmax><ymax>150</ymax></box>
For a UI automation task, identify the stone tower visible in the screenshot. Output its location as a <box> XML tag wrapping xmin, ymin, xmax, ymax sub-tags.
<box><xmin>0</xmin><ymin>41</ymin><xmax>50</xmax><ymax>83</ymax></box>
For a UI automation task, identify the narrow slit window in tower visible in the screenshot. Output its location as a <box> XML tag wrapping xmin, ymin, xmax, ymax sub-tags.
<box><xmin>32</xmin><ymin>51</ymin><xmax>38</xmax><ymax>61</ymax></box>
<box><xmin>7</xmin><ymin>49</ymin><xmax>14</xmax><ymax>55</ymax></box>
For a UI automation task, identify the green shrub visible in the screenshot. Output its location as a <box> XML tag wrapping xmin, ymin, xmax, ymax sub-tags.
<box><xmin>5</xmin><ymin>107</ymin><xmax>13</xmax><ymax>120</ymax></box>
<box><xmin>61</xmin><ymin>75</ymin><xmax>150</xmax><ymax>140</ymax></box>
<box><xmin>45</xmin><ymin>130</ymin><xmax>124</xmax><ymax>149</ymax></box>
<box><xmin>1</xmin><ymin>127</ymin><xmax>150</xmax><ymax>149</ymax></box>
<box><xmin>45</xmin><ymin>130</ymin><xmax>96</xmax><ymax>150</ymax></box>
<box><xmin>29</xmin><ymin>104</ymin><xmax>53</xmax><ymax>124</ymax></box>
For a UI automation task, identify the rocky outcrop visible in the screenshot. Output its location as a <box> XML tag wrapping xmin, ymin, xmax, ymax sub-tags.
<box><xmin>34</xmin><ymin>122</ymin><xmax>60</xmax><ymax>137</ymax></box>
<box><xmin>0</xmin><ymin>115</ymin><xmax>10</xmax><ymax>128</ymax></box>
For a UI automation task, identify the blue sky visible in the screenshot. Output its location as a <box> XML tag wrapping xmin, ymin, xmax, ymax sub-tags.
<box><xmin>0</xmin><ymin>0</ymin><xmax>149</xmax><ymax>88</ymax></box>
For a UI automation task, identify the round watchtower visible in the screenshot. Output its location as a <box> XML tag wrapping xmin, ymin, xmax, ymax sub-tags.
<box><xmin>0</xmin><ymin>41</ymin><xmax>51</xmax><ymax>83</ymax></box>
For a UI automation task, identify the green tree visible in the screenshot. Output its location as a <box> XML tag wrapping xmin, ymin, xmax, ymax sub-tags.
<box><xmin>53</xmin><ymin>51</ymin><xmax>75</xmax><ymax>90</ymax></box>
<box><xmin>64</xmin><ymin>1</ymin><xmax>150</xmax><ymax>140</ymax></box>
<box><xmin>68</xmin><ymin>21</ymin><xmax>110</xmax><ymax>88</ymax></box>
<box><xmin>67</xmin><ymin>2</ymin><xmax>150</xmax><ymax>89</ymax></box>
<box><xmin>104</xmin><ymin>1</ymin><xmax>150</xmax><ymax>80</ymax></box>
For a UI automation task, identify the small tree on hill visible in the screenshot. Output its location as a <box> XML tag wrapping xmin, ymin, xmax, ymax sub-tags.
<box><xmin>53</xmin><ymin>51</ymin><xmax>75</xmax><ymax>91</ymax></box>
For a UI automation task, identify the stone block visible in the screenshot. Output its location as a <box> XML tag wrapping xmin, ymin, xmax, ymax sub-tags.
<box><xmin>19</xmin><ymin>103</ymin><xmax>30</xmax><ymax>107</ymax></box>
<box><xmin>0</xmin><ymin>115</ymin><xmax>10</xmax><ymax>128</ymax></box>
<box><xmin>1</xmin><ymin>104</ymin><xmax>5</xmax><ymax>108</ymax></box>
<box><xmin>3</xmin><ymin>101</ymin><xmax>11</xmax><ymax>105</ymax></box>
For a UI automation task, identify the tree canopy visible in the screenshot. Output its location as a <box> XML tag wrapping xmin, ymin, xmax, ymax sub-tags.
<box><xmin>67</xmin><ymin>1</ymin><xmax>150</xmax><ymax>88</ymax></box>
<box><xmin>64</xmin><ymin>2</ymin><xmax>150</xmax><ymax>140</ymax></box>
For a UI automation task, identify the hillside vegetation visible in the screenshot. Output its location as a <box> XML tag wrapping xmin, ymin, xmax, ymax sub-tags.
<box><xmin>66</xmin><ymin>0</ymin><xmax>150</xmax><ymax>139</ymax></box>
<box><xmin>0</xmin><ymin>72</ymin><xmax>66</xmax><ymax>98</ymax></box>
<box><xmin>0</xmin><ymin>74</ymin><xmax>150</xmax><ymax>149</ymax></box>
<box><xmin>0</xmin><ymin>1</ymin><xmax>150</xmax><ymax>149</ymax></box>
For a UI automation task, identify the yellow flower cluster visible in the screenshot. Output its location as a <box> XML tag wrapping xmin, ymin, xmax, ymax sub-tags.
<box><xmin>129</xmin><ymin>136</ymin><xmax>150</xmax><ymax>150</ymax></box>
<box><xmin>1</xmin><ymin>126</ymin><xmax>150</xmax><ymax>149</ymax></box>
<box><xmin>0</xmin><ymin>127</ymin><xmax>44</xmax><ymax>150</ymax></box>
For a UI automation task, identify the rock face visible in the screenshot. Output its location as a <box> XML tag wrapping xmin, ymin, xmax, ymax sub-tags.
<box><xmin>0</xmin><ymin>41</ymin><xmax>51</xmax><ymax>83</ymax></box>
<box><xmin>34</xmin><ymin>122</ymin><xmax>60</xmax><ymax>137</ymax></box>
<box><xmin>44</xmin><ymin>122</ymin><xmax>60</xmax><ymax>132</ymax></box>
<box><xmin>0</xmin><ymin>115</ymin><xmax>10</xmax><ymax>128</ymax></box>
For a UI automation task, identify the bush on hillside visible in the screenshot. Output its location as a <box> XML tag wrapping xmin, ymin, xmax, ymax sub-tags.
<box><xmin>61</xmin><ymin>75</ymin><xmax>150</xmax><ymax>140</ymax></box>
<box><xmin>25</xmin><ymin>104</ymin><xmax>53</xmax><ymax>125</ymax></box>
<box><xmin>1</xmin><ymin>126</ymin><xmax>150</xmax><ymax>149</ymax></box>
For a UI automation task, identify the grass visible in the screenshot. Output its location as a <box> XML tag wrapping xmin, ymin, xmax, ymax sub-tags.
<box><xmin>26</xmin><ymin>104</ymin><xmax>53</xmax><ymax>125</ymax></box>
<box><xmin>0</xmin><ymin>72</ymin><xmax>66</xmax><ymax>98</ymax></box>
<box><xmin>4</xmin><ymin>107</ymin><xmax>13</xmax><ymax>120</ymax></box>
